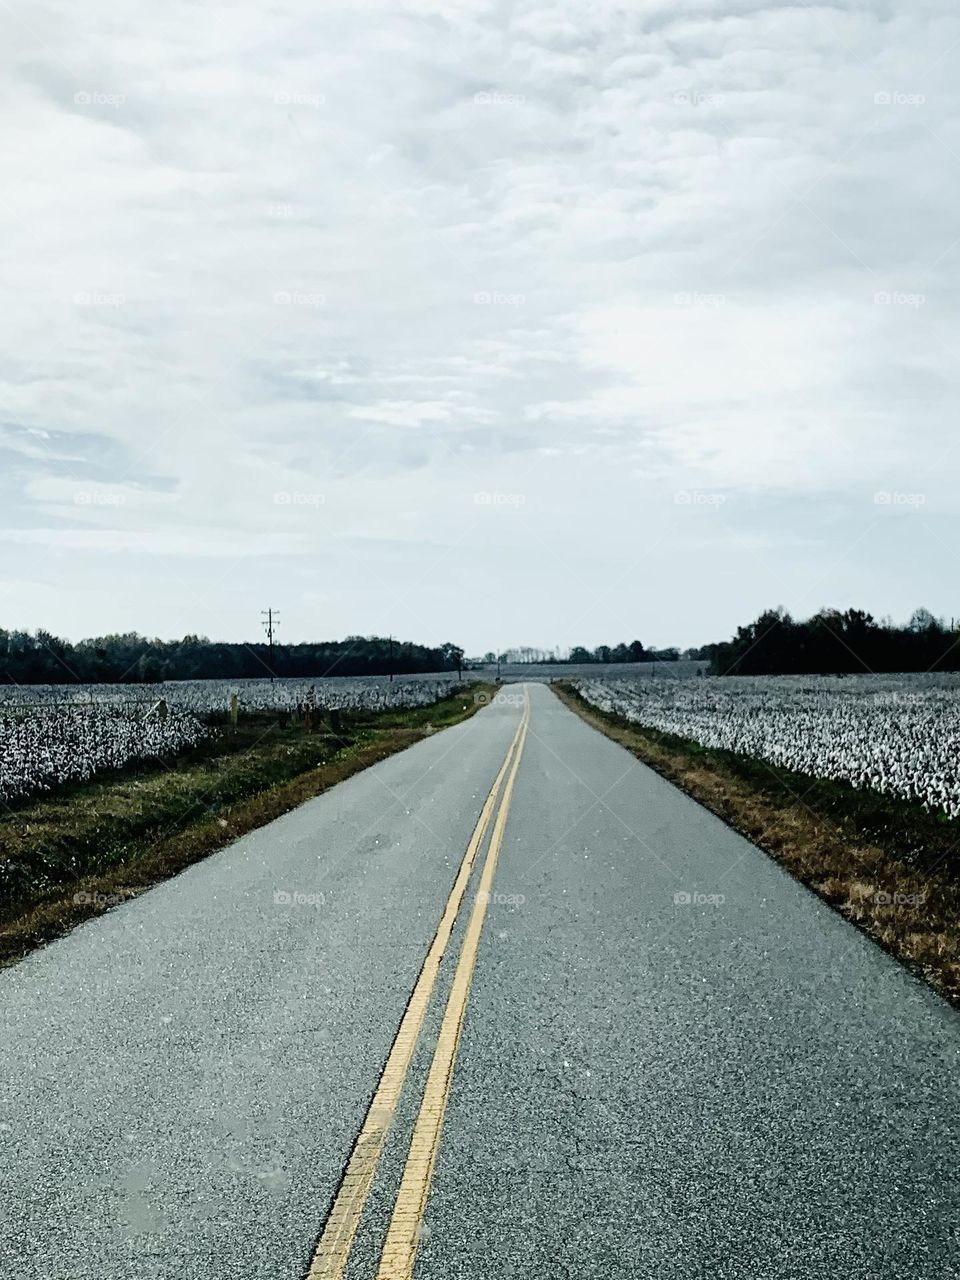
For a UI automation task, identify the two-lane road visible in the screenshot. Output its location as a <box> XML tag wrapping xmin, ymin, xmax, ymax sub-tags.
<box><xmin>2</xmin><ymin>684</ymin><xmax>958</xmax><ymax>1278</ymax></box>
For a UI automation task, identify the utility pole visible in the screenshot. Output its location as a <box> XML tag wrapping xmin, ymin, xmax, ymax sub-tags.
<box><xmin>261</xmin><ymin>608</ymin><xmax>280</xmax><ymax>682</ymax></box>
<box><xmin>388</xmin><ymin>634</ymin><xmax>394</xmax><ymax>682</ymax></box>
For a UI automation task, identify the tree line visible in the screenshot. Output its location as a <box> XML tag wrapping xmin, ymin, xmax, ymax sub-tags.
<box><xmin>0</xmin><ymin>630</ymin><xmax>466</xmax><ymax>685</ymax></box>
<box><xmin>709</xmin><ymin>607</ymin><xmax>959</xmax><ymax>675</ymax></box>
<box><xmin>6</xmin><ymin>606</ymin><xmax>953</xmax><ymax>684</ymax></box>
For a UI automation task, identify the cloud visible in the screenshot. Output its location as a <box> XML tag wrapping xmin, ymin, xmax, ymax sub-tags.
<box><xmin>1</xmin><ymin>0</ymin><xmax>958</xmax><ymax>648</ymax></box>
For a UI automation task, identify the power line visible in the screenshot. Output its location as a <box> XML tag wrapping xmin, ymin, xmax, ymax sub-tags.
<box><xmin>261</xmin><ymin>608</ymin><xmax>280</xmax><ymax>682</ymax></box>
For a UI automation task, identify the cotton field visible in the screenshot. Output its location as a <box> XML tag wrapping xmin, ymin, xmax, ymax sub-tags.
<box><xmin>0</xmin><ymin>674</ymin><xmax>463</xmax><ymax>714</ymax></box>
<box><xmin>0</xmin><ymin>703</ymin><xmax>209</xmax><ymax>805</ymax></box>
<box><xmin>164</xmin><ymin>675</ymin><xmax>465</xmax><ymax>714</ymax></box>
<box><xmin>0</xmin><ymin>675</ymin><xmax>465</xmax><ymax>804</ymax></box>
<box><xmin>574</xmin><ymin>673</ymin><xmax>960</xmax><ymax>819</ymax></box>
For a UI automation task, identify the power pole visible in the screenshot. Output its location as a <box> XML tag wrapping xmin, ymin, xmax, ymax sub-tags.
<box><xmin>261</xmin><ymin>608</ymin><xmax>280</xmax><ymax>682</ymax></box>
<box><xmin>388</xmin><ymin>634</ymin><xmax>394</xmax><ymax>682</ymax></box>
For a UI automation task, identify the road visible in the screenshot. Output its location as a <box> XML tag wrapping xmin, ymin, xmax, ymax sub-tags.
<box><xmin>1</xmin><ymin>683</ymin><xmax>958</xmax><ymax>1279</ymax></box>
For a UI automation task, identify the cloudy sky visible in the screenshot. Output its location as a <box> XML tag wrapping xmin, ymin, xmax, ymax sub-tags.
<box><xmin>2</xmin><ymin>0</ymin><xmax>959</xmax><ymax>654</ymax></box>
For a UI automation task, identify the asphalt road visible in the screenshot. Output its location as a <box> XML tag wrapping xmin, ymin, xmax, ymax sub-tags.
<box><xmin>1</xmin><ymin>683</ymin><xmax>958</xmax><ymax>1279</ymax></box>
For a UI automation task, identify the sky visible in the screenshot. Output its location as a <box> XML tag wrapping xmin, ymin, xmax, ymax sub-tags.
<box><xmin>2</xmin><ymin>0</ymin><xmax>959</xmax><ymax>655</ymax></box>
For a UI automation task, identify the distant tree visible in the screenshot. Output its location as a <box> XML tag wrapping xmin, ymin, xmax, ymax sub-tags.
<box><xmin>0</xmin><ymin>630</ymin><xmax>461</xmax><ymax>685</ymax></box>
<box><xmin>441</xmin><ymin>642</ymin><xmax>465</xmax><ymax>676</ymax></box>
<box><xmin>909</xmin><ymin>607</ymin><xmax>939</xmax><ymax>633</ymax></box>
<box><xmin>710</xmin><ymin>605</ymin><xmax>960</xmax><ymax>675</ymax></box>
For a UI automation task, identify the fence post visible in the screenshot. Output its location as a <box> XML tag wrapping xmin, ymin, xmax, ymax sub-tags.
<box><xmin>230</xmin><ymin>693</ymin><xmax>239</xmax><ymax>726</ymax></box>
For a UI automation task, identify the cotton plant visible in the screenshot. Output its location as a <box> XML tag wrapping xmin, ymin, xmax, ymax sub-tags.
<box><xmin>574</xmin><ymin>673</ymin><xmax>960</xmax><ymax>820</ymax></box>
<box><xmin>0</xmin><ymin>675</ymin><xmax>467</xmax><ymax>804</ymax></box>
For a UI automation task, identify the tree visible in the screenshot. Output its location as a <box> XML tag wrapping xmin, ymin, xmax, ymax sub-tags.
<box><xmin>909</xmin><ymin>607</ymin><xmax>939</xmax><ymax>633</ymax></box>
<box><xmin>441</xmin><ymin>643</ymin><xmax>465</xmax><ymax>676</ymax></box>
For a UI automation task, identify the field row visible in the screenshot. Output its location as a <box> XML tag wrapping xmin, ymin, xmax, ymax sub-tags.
<box><xmin>0</xmin><ymin>677</ymin><xmax>467</xmax><ymax>805</ymax></box>
<box><xmin>0</xmin><ymin>674</ymin><xmax>464</xmax><ymax>712</ymax></box>
<box><xmin>573</xmin><ymin>673</ymin><xmax>960</xmax><ymax>819</ymax></box>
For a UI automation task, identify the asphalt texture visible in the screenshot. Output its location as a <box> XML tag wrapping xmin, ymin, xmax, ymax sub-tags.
<box><xmin>2</xmin><ymin>683</ymin><xmax>958</xmax><ymax>1278</ymax></box>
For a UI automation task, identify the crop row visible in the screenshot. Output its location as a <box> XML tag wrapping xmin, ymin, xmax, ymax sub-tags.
<box><xmin>0</xmin><ymin>704</ymin><xmax>209</xmax><ymax>805</ymax></box>
<box><xmin>0</xmin><ymin>676</ymin><xmax>468</xmax><ymax>804</ymax></box>
<box><xmin>573</xmin><ymin>673</ymin><xmax>960</xmax><ymax>819</ymax></box>
<box><xmin>0</xmin><ymin>674</ymin><xmax>463</xmax><ymax>713</ymax></box>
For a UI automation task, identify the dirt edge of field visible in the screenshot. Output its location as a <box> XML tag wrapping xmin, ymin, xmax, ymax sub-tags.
<box><xmin>0</xmin><ymin>684</ymin><xmax>494</xmax><ymax>968</ymax></box>
<box><xmin>554</xmin><ymin>682</ymin><xmax>960</xmax><ymax>1008</ymax></box>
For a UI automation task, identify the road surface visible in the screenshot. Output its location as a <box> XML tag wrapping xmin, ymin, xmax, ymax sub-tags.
<box><xmin>1</xmin><ymin>683</ymin><xmax>958</xmax><ymax>1279</ymax></box>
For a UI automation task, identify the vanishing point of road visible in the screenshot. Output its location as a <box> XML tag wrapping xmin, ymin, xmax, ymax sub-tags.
<box><xmin>1</xmin><ymin>683</ymin><xmax>958</xmax><ymax>1278</ymax></box>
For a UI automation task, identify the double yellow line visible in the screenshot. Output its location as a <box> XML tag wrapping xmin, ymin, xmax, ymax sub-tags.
<box><xmin>308</xmin><ymin>689</ymin><xmax>530</xmax><ymax>1280</ymax></box>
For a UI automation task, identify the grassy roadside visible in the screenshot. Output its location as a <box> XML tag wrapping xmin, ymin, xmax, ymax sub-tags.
<box><xmin>0</xmin><ymin>683</ymin><xmax>495</xmax><ymax>967</ymax></box>
<box><xmin>554</xmin><ymin>682</ymin><xmax>960</xmax><ymax>1007</ymax></box>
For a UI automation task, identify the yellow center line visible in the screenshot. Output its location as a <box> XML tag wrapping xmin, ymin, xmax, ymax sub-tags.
<box><xmin>376</xmin><ymin>688</ymin><xmax>530</xmax><ymax>1280</ymax></box>
<box><xmin>306</xmin><ymin>699</ymin><xmax>528</xmax><ymax>1280</ymax></box>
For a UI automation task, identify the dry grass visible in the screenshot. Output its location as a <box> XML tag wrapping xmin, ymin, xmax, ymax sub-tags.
<box><xmin>555</xmin><ymin>683</ymin><xmax>960</xmax><ymax>1006</ymax></box>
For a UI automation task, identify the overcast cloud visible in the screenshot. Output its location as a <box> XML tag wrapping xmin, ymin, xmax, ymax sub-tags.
<box><xmin>2</xmin><ymin>0</ymin><xmax>959</xmax><ymax>652</ymax></box>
